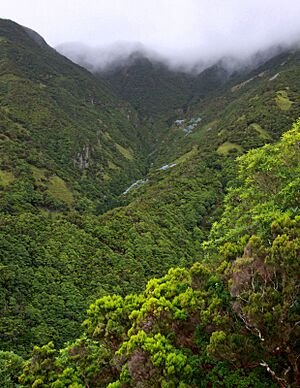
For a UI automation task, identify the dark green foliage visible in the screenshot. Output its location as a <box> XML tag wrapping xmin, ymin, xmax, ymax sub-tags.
<box><xmin>0</xmin><ymin>18</ymin><xmax>147</xmax><ymax>212</ymax></box>
<box><xmin>0</xmin><ymin>150</ymin><xmax>226</xmax><ymax>355</ymax></box>
<box><xmin>0</xmin><ymin>351</ymin><xmax>24</xmax><ymax>387</ymax></box>
<box><xmin>101</xmin><ymin>54</ymin><xmax>194</xmax><ymax>121</ymax></box>
<box><xmin>19</xmin><ymin>124</ymin><xmax>300</xmax><ymax>387</ymax></box>
<box><xmin>101</xmin><ymin>54</ymin><xmax>231</xmax><ymax>125</ymax></box>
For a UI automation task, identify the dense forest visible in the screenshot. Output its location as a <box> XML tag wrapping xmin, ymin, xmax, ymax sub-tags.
<box><xmin>0</xmin><ymin>18</ymin><xmax>299</xmax><ymax>387</ymax></box>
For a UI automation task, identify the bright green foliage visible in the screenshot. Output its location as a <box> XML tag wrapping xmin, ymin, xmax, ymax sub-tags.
<box><xmin>18</xmin><ymin>123</ymin><xmax>299</xmax><ymax>387</ymax></box>
<box><xmin>116</xmin><ymin>331</ymin><xmax>193</xmax><ymax>387</ymax></box>
<box><xmin>217</xmin><ymin>141</ymin><xmax>243</xmax><ymax>155</ymax></box>
<box><xmin>19</xmin><ymin>342</ymin><xmax>58</xmax><ymax>386</ymax></box>
<box><xmin>206</xmin><ymin>119</ymin><xmax>300</xmax><ymax>258</ymax></box>
<box><xmin>276</xmin><ymin>90</ymin><xmax>293</xmax><ymax>110</ymax></box>
<box><xmin>19</xmin><ymin>342</ymin><xmax>84</xmax><ymax>387</ymax></box>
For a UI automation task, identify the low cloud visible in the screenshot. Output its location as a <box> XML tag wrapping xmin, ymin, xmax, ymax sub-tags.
<box><xmin>3</xmin><ymin>0</ymin><xmax>300</xmax><ymax>72</ymax></box>
<box><xmin>56</xmin><ymin>41</ymin><xmax>164</xmax><ymax>72</ymax></box>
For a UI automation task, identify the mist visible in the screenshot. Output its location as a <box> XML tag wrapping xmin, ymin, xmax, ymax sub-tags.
<box><xmin>2</xmin><ymin>0</ymin><xmax>300</xmax><ymax>72</ymax></box>
<box><xmin>55</xmin><ymin>41</ymin><xmax>165</xmax><ymax>73</ymax></box>
<box><xmin>56</xmin><ymin>41</ymin><xmax>292</xmax><ymax>75</ymax></box>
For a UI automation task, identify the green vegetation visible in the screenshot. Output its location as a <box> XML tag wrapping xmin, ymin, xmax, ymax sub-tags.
<box><xmin>1</xmin><ymin>18</ymin><xmax>300</xmax><ymax>387</ymax></box>
<box><xmin>249</xmin><ymin>123</ymin><xmax>270</xmax><ymax>139</ymax></box>
<box><xmin>275</xmin><ymin>90</ymin><xmax>293</xmax><ymax>110</ymax></box>
<box><xmin>0</xmin><ymin>146</ymin><xmax>229</xmax><ymax>355</ymax></box>
<box><xmin>17</xmin><ymin>124</ymin><xmax>300</xmax><ymax>387</ymax></box>
<box><xmin>47</xmin><ymin>175</ymin><xmax>74</xmax><ymax>205</ymax></box>
<box><xmin>0</xmin><ymin>19</ymin><xmax>147</xmax><ymax>213</ymax></box>
<box><xmin>115</xmin><ymin>143</ymin><xmax>134</xmax><ymax>160</ymax></box>
<box><xmin>217</xmin><ymin>141</ymin><xmax>243</xmax><ymax>155</ymax></box>
<box><xmin>0</xmin><ymin>170</ymin><xmax>15</xmax><ymax>186</ymax></box>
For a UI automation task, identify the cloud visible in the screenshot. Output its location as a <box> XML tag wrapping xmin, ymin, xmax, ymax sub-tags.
<box><xmin>2</xmin><ymin>0</ymin><xmax>300</xmax><ymax>70</ymax></box>
<box><xmin>56</xmin><ymin>41</ymin><xmax>164</xmax><ymax>72</ymax></box>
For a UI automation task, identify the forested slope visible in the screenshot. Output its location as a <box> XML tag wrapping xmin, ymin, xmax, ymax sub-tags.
<box><xmin>14</xmin><ymin>122</ymin><xmax>300</xmax><ymax>388</ymax></box>
<box><xmin>150</xmin><ymin>49</ymin><xmax>300</xmax><ymax>166</ymax></box>
<box><xmin>0</xmin><ymin>19</ymin><xmax>148</xmax><ymax>213</ymax></box>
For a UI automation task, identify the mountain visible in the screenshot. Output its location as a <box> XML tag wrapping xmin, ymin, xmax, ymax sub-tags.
<box><xmin>0</xmin><ymin>19</ymin><xmax>148</xmax><ymax>214</ymax></box>
<box><xmin>58</xmin><ymin>44</ymin><xmax>239</xmax><ymax>149</ymax></box>
<box><xmin>100</xmin><ymin>53</ymin><xmax>196</xmax><ymax>120</ymax></box>
<box><xmin>151</xmin><ymin>48</ymin><xmax>300</xmax><ymax>166</ymax></box>
<box><xmin>74</xmin><ymin>45</ymin><xmax>300</xmax><ymax>163</ymax></box>
<box><xmin>0</xmin><ymin>19</ymin><xmax>299</xmax><ymax>387</ymax></box>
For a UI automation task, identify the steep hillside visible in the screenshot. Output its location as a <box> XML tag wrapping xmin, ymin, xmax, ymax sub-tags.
<box><xmin>0</xmin><ymin>19</ymin><xmax>147</xmax><ymax>214</ymax></box>
<box><xmin>150</xmin><ymin>49</ymin><xmax>300</xmax><ymax>166</ymax></box>
<box><xmin>100</xmin><ymin>53</ymin><xmax>193</xmax><ymax>120</ymax></box>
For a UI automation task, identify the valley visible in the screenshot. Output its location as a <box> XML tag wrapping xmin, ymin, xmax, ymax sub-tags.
<box><xmin>0</xmin><ymin>18</ymin><xmax>299</xmax><ymax>387</ymax></box>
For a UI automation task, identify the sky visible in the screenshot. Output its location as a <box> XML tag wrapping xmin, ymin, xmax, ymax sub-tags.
<box><xmin>2</xmin><ymin>1</ymin><xmax>300</xmax><ymax>69</ymax></box>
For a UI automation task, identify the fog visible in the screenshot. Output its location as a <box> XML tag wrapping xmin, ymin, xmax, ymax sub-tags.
<box><xmin>56</xmin><ymin>41</ymin><xmax>164</xmax><ymax>72</ymax></box>
<box><xmin>2</xmin><ymin>0</ymin><xmax>300</xmax><ymax>71</ymax></box>
<box><xmin>56</xmin><ymin>41</ymin><xmax>288</xmax><ymax>74</ymax></box>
